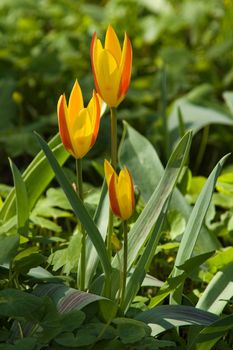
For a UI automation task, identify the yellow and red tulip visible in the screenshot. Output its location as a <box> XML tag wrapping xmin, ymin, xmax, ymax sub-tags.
<box><xmin>104</xmin><ymin>160</ymin><xmax>135</xmax><ymax>220</ymax></box>
<box><xmin>57</xmin><ymin>80</ymin><xmax>101</xmax><ymax>159</ymax></box>
<box><xmin>90</xmin><ymin>25</ymin><xmax>132</xmax><ymax>108</ymax></box>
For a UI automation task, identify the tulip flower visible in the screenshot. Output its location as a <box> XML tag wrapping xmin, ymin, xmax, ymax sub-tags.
<box><xmin>90</xmin><ymin>25</ymin><xmax>132</xmax><ymax>107</ymax></box>
<box><xmin>57</xmin><ymin>80</ymin><xmax>100</xmax><ymax>159</ymax></box>
<box><xmin>104</xmin><ymin>160</ymin><xmax>135</xmax><ymax>220</ymax></box>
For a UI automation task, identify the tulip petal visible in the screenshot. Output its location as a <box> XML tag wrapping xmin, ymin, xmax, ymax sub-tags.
<box><xmin>97</xmin><ymin>50</ymin><xmax>120</xmax><ymax>106</ymax></box>
<box><xmin>68</xmin><ymin>80</ymin><xmax>84</xmax><ymax>125</ymax></box>
<box><xmin>104</xmin><ymin>159</ymin><xmax>115</xmax><ymax>186</ymax></box>
<box><xmin>88</xmin><ymin>91</ymin><xmax>100</xmax><ymax>147</ymax></box>
<box><xmin>118</xmin><ymin>32</ymin><xmax>132</xmax><ymax>99</ymax></box>
<box><xmin>117</xmin><ymin>168</ymin><xmax>133</xmax><ymax>220</ymax></box>
<box><xmin>57</xmin><ymin>94</ymin><xmax>75</xmax><ymax>156</ymax></box>
<box><xmin>72</xmin><ymin>109</ymin><xmax>93</xmax><ymax>159</ymax></box>
<box><xmin>90</xmin><ymin>33</ymin><xmax>102</xmax><ymax>96</ymax></box>
<box><xmin>105</xmin><ymin>25</ymin><xmax>122</xmax><ymax>66</ymax></box>
<box><xmin>109</xmin><ymin>172</ymin><xmax>121</xmax><ymax>218</ymax></box>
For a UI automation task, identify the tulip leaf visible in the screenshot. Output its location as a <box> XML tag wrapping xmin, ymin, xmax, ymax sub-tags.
<box><xmin>35</xmin><ymin>133</ymin><xmax>112</xmax><ymax>280</ymax></box>
<box><xmin>0</xmin><ymin>133</ymin><xmax>69</xmax><ymax>222</ymax></box>
<box><xmin>123</xmin><ymin>199</ymin><xmax>168</xmax><ymax>312</ymax></box>
<box><xmin>170</xmin><ymin>153</ymin><xmax>229</xmax><ymax>304</ymax></box>
<box><xmin>135</xmin><ymin>305</ymin><xmax>219</xmax><ymax>336</ymax></box>
<box><xmin>168</xmin><ymin>100</ymin><xmax>233</xmax><ymax>146</ymax></box>
<box><xmin>118</xmin><ymin>123</ymin><xmax>220</xmax><ymax>256</ymax></box>
<box><xmin>114</xmin><ymin>125</ymin><xmax>192</xmax><ymax>272</ymax></box>
<box><xmin>196</xmin><ymin>262</ymin><xmax>233</xmax><ymax>315</ymax></box>
<box><xmin>9</xmin><ymin>159</ymin><xmax>29</xmax><ymax>236</ymax></box>
<box><xmin>85</xmin><ymin>183</ymin><xmax>109</xmax><ymax>288</ymax></box>
<box><xmin>188</xmin><ymin>312</ymin><xmax>233</xmax><ymax>350</ymax></box>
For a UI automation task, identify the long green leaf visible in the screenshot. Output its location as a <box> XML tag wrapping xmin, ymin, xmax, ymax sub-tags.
<box><xmin>122</xmin><ymin>199</ymin><xmax>168</xmax><ymax>312</ymax></box>
<box><xmin>118</xmin><ymin>123</ymin><xmax>220</xmax><ymax>258</ymax></box>
<box><xmin>168</xmin><ymin>100</ymin><xmax>233</xmax><ymax>145</ymax></box>
<box><xmin>35</xmin><ymin>133</ymin><xmax>112</xmax><ymax>279</ymax></box>
<box><xmin>149</xmin><ymin>251</ymin><xmax>214</xmax><ymax>308</ymax></box>
<box><xmin>196</xmin><ymin>262</ymin><xmax>233</xmax><ymax>315</ymax></box>
<box><xmin>0</xmin><ymin>133</ymin><xmax>69</xmax><ymax>221</ymax></box>
<box><xmin>171</xmin><ymin>154</ymin><xmax>229</xmax><ymax>304</ymax></box>
<box><xmin>135</xmin><ymin>305</ymin><xmax>219</xmax><ymax>336</ymax></box>
<box><xmin>85</xmin><ymin>183</ymin><xmax>109</xmax><ymax>288</ymax></box>
<box><xmin>9</xmin><ymin>159</ymin><xmax>29</xmax><ymax>236</ymax></box>
<box><xmin>188</xmin><ymin>313</ymin><xmax>233</xmax><ymax>350</ymax></box>
<box><xmin>113</xmin><ymin>128</ymin><xmax>192</xmax><ymax>271</ymax></box>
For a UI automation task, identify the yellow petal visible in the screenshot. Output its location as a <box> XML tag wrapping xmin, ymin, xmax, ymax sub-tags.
<box><xmin>68</xmin><ymin>80</ymin><xmax>84</xmax><ymax>125</ymax></box>
<box><xmin>104</xmin><ymin>159</ymin><xmax>116</xmax><ymax>186</ymax></box>
<box><xmin>97</xmin><ymin>50</ymin><xmax>121</xmax><ymax>106</ymax></box>
<box><xmin>71</xmin><ymin>109</ymin><xmax>92</xmax><ymax>158</ymax></box>
<box><xmin>118</xmin><ymin>32</ymin><xmax>132</xmax><ymax>99</ymax></box>
<box><xmin>117</xmin><ymin>168</ymin><xmax>133</xmax><ymax>220</ymax></box>
<box><xmin>105</xmin><ymin>25</ymin><xmax>122</xmax><ymax>66</ymax></box>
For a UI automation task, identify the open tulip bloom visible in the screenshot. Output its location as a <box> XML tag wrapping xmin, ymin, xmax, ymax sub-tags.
<box><xmin>90</xmin><ymin>25</ymin><xmax>132</xmax><ymax>107</ymax></box>
<box><xmin>57</xmin><ymin>80</ymin><xmax>101</xmax><ymax>159</ymax></box>
<box><xmin>104</xmin><ymin>159</ymin><xmax>135</xmax><ymax>221</ymax></box>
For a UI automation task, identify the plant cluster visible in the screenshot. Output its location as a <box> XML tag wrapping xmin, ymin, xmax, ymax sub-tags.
<box><xmin>0</xmin><ymin>2</ymin><xmax>233</xmax><ymax>350</ymax></box>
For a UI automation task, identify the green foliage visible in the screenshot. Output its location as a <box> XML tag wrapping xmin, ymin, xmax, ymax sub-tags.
<box><xmin>0</xmin><ymin>1</ymin><xmax>233</xmax><ymax>348</ymax></box>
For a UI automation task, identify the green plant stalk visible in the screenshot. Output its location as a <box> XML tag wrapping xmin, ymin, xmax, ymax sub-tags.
<box><xmin>120</xmin><ymin>220</ymin><xmax>128</xmax><ymax>312</ymax></box>
<box><xmin>76</xmin><ymin>158</ymin><xmax>86</xmax><ymax>291</ymax></box>
<box><xmin>194</xmin><ymin>125</ymin><xmax>209</xmax><ymax>174</ymax></box>
<box><xmin>160</xmin><ymin>67</ymin><xmax>170</xmax><ymax>161</ymax></box>
<box><xmin>107</xmin><ymin>107</ymin><xmax>118</xmax><ymax>261</ymax></box>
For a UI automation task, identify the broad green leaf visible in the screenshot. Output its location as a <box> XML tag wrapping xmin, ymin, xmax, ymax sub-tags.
<box><xmin>114</xmin><ymin>126</ymin><xmax>192</xmax><ymax>272</ymax></box>
<box><xmin>85</xmin><ymin>183</ymin><xmax>109</xmax><ymax>288</ymax></box>
<box><xmin>223</xmin><ymin>91</ymin><xmax>233</xmax><ymax>114</ymax></box>
<box><xmin>187</xmin><ymin>315</ymin><xmax>233</xmax><ymax>350</ymax></box>
<box><xmin>171</xmin><ymin>154</ymin><xmax>229</xmax><ymax>304</ymax></box>
<box><xmin>196</xmin><ymin>262</ymin><xmax>233</xmax><ymax>315</ymax></box>
<box><xmin>33</xmin><ymin>283</ymin><xmax>115</xmax><ymax>315</ymax></box>
<box><xmin>35</xmin><ymin>133</ymin><xmax>112</xmax><ymax>280</ymax></box>
<box><xmin>216</xmin><ymin>172</ymin><xmax>233</xmax><ymax>195</ymax></box>
<box><xmin>135</xmin><ymin>305</ymin><xmax>219</xmax><ymax>336</ymax></box>
<box><xmin>0</xmin><ymin>234</ymin><xmax>19</xmax><ymax>264</ymax></box>
<box><xmin>0</xmin><ymin>133</ymin><xmax>69</xmax><ymax>221</ymax></box>
<box><xmin>188</xmin><ymin>313</ymin><xmax>233</xmax><ymax>350</ymax></box>
<box><xmin>112</xmin><ymin>318</ymin><xmax>151</xmax><ymax>344</ymax></box>
<box><xmin>149</xmin><ymin>251</ymin><xmax>214</xmax><ymax>308</ymax></box>
<box><xmin>123</xmin><ymin>200</ymin><xmax>168</xmax><ymax>312</ymax></box>
<box><xmin>118</xmin><ymin>123</ymin><xmax>220</xmax><ymax>260</ymax></box>
<box><xmin>9</xmin><ymin>160</ymin><xmax>29</xmax><ymax>236</ymax></box>
<box><xmin>48</xmin><ymin>233</ymin><xmax>82</xmax><ymax>275</ymax></box>
<box><xmin>0</xmin><ymin>289</ymin><xmax>44</xmax><ymax>319</ymax></box>
<box><xmin>168</xmin><ymin>100</ymin><xmax>233</xmax><ymax>145</ymax></box>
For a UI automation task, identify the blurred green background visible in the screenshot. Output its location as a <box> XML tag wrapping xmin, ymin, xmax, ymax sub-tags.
<box><xmin>1</xmin><ymin>0</ymin><xmax>233</xmax><ymax>184</ymax></box>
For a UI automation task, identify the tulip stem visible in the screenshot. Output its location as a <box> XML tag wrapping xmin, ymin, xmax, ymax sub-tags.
<box><xmin>120</xmin><ymin>220</ymin><xmax>128</xmax><ymax>312</ymax></box>
<box><xmin>76</xmin><ymin>158</ymin><xmax>86</xmax><ymax>291</ymax></box>
<box><xmin>107</xmin><ymin>107</ymin><xmax>118</xmax><ymax>262</ymax></box>
<box><xmin>110</xmin><ymin>107</ymin><xmax>117</xmax><ymax>169</ymax></box>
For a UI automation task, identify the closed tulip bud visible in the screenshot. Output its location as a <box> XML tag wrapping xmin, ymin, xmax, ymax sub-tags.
<box><xmin>104</xmin><ymin>160</ymin><xmax>135</xmax><ymax>220</ymax></box>
<box><xmin>90</xmin><ymin>25</ymin><xmax>132</xmax><ymax>108</ymax></box>
<box><xmin>57</xmin><ymin>80</ymin><xmax>101</xmax><ymax>159</ymax></box>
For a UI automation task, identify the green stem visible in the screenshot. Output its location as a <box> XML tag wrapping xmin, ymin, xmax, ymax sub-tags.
<box><xmin>105</xmin><ymin>107</ymin><xmax>118</xmax><ymax>298</ymax></box>
<box><xmin>160</xmin><ymin>67</ymin><xmax>170</xmax><ymax>161</ymax></box>
<box><xmin>194</xmin><ymin>125</ymin><xmax>209</xmax><ymax>174</ymax></box>
<box><xmin>107</xmin><ymin>107</ymin><xmax>118</xmax><ymax>261</ymax></box>
<box><xmin>110</xmin><ymin>107</ymin><xmax>117</xmax><ymax>169</ymax></box>
<box><xmin>120</xmin><ymin>220</ymin><xmax>128</xmax><ymax>312</ymax></box>
<box><xmin>76</xmin><ymin>158</ymin><xmax>86</xmax><ymax>291</ymax></box>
